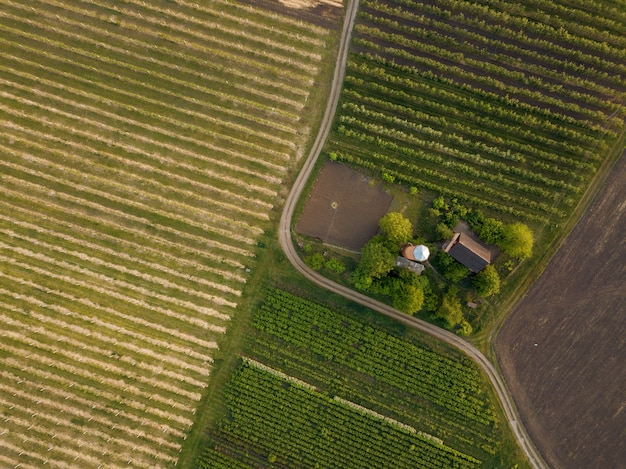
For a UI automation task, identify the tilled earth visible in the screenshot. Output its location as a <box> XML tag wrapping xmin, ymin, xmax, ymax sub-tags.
<box><xmin>296</xmin><ymin>161</ymin><xmax>393</xmax><ymax>251</ymax></box>
<box><xmin>496</xmin><ymin>152</ymin><xmax>626</xmax><ymax>469</ymax></box>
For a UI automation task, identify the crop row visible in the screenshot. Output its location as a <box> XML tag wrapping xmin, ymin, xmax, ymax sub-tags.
<box><xmin>337</xmin><ymin>113</ymin><xmax>577</xmax><ymax>194</ymax></box>
<box><xmin>2</xmin><ymin>0</ymin><xmax>317</xmax><ymax>86</ymax></box>
<box><xmin>343</xmin><ymin>63</ymin><xmax>604</xmax><ymax>154</ymax></box>
<box><xmin>0</xmin><ymin>84</ymin><xmax>285</xmax><ymax>191</ymax></box>
<box><xmin>355</xmin><ymin>25</ymin><xmax>618</xmax><ymax>124</ymax></box>
<box><xmin>339</xmin><ymin>94</ymin><xmax>595</xmax><ymax>173</ymax></box>
<box><xmin>255</xmin><ymin>290</ymin><xmax>494</xmax><ymax>426</ymax></box>
<box><xmin>247</xmin><ymin>336</ymin><xmax>498</xmax><ymax>455</ymax></box>
<box><xmin>325</xmin><ymin>0</ymin><xmax>625</xmax><ymax>221</ymax></box>
<box><xmin>349</xmin><ymin>52</ymin><xmax>612</xmax><ymax>142</ymax></box>
<box><xmin>214</xmin><ymin>360</ymin><xmax>481</xmax><ymax>468</ymax></box>
<box><xmin>362</xmin><ymin>0</ymin><xmax>626</xmax><ymax>89</ymax></box>
<box><xmin>0</xmin><ymin>0</ymin><xmax>337</xmax><ymax>466</ymax></box>
<box><xmin>391</xmin><ymin>0</ymin><xmax>626</xmax><ymax>70</ymax></box>
<box><xmin>0</xmin><ymin>270</ymin><xmax>218</xmax><ymax>352</ymax></box>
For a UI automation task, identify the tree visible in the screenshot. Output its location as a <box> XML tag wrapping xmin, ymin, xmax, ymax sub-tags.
<box><xmin>501</xmin><ymin>222</ymin><xmax>534</xmax><ymax>260</ymax></box>
<box><xmin>436</xmin><ymin>222</ymin><xmax>453</xmax><ymax>241</ymax></box>
<box><xmin>389</xmin><ymin>270</ymin><xmax>426</xmax><ymax>315</ymax></box>
<box><xmin>379</xmin><ymin>212</ymin><xmax>413</xmax><ymax>249</ymax></box>
<box><xmin>392</xmin><ymin>283</ymin><xmax>424</xmax><ymax>315</ymax></box>
<box><xmin>436</xmin><ymin>287</ymin><xmax>463</xmax><ymax>327</ymax></box>
<box><xmin>473</xmin><ymin>264</ymin><xmax>500</xmax><ymax>297</ymax></box>
<box><xmin>479</xmin><ymin>218</ymin><xmax>504</xmax><ymax>244</ymax></box>
<box><xmin>435</xmin><ymin>251</ymin><xmax>470</xmax><ymax>283</ymax></box>
<box><xmin>304</xmin><ymin>252</ymin><xmax>325</xmax><ymax>270</ymax></box>
<box><xmin>351</xmin><ymin>238</ymin><xmax>395</xmax><ymax>290</ymax></box>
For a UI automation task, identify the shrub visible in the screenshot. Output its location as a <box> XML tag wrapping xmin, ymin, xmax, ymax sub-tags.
<box><xmin>432</xmin><ymin>195</ymin><xmax>447</xmax><ymax>211</ymax></box>
<box><xmin>479</xmin><ymin>218</ymin><xmax>504</xmax><ymax>244</ymax></box>
<box><xmin>457</xmin><ymin>319</ymin><xmax>473</xmax><ymax>336</ymax></box>
<box><xmin>436</xmin><ymin>222</ymin><xmax>453</xmax><ymax>241</ymax></box>
<box><xmin>324</xmin><ymin>257</ymin><xmax>346</xmax><ymax>274</ymax></box>
<box><xmin>437</xmin><ymin>287</ymin><xmax>463</xmax><ymax>327</ymax></box>
<box><xmin>304</xmin><ymin>252</ymin><xmax>325</xmax><ymax>270</ymax></box>
<box><xmin>382</xmin><ymin>171</ymin><xmax>395</xmax><ymax>184</ymax></box>
<box><xmin>436</xmin><ymin>251</ymin><xmax>470</xmax><ymax>283</ymax></box>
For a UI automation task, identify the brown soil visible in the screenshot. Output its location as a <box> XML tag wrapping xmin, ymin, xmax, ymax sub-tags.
<box><xmin>236</xmin><ymin>0</ymin><xmax>343</xmax><ymax>30</ymax></box>
<box><xmin>495</xmin><ymin>151</ymin><xmax>626</xmax><ymax>468</ymax></box>
<box><xmin>296</xmin><ymin>161</ymin><xmax>393</xmax><ymax>251</ymax></box>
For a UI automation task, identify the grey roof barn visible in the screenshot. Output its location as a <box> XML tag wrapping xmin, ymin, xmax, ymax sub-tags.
<box><xmin>443</xmin><ymin>233</ymin><xmax>492</xmax><ymax>273</ymax></box>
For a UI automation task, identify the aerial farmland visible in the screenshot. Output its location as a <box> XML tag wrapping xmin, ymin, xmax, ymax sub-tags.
<box><xmin>0</xmin><ymin>0</ymin><xmax>624</xmax><ymax>468</ymax></box>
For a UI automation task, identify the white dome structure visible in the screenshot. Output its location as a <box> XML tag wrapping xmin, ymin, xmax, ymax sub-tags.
<box><xmin>412</xmin><ymin>245</ymin><xmax>430</xmax><ymax>262</ymax></box>
<box><xmin>401</xmin><ymin>244</ymin><xmax>430</xmax><ymax>262</ymax></box>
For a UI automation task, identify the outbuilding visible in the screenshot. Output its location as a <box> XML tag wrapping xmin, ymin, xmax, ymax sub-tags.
<box><xmin>401</xmin><ymin>244</ymin><xmax>430</xmax><ymax>262</ymax></box>
<box><xmin>443</xmin><ymin>233</ymin><xmax>491</xmax><ymax>273</ymax></box>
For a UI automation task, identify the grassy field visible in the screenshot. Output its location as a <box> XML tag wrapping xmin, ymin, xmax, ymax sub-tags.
<box><xmin>198</xmin><ymin>288</ymin><xmax>527</xmax><ymax>468</ymax></box>
<box><xmin>326</xmin><ymin>0</ymin><xmax>626</xmax><ymax>223</ymax></box>
<box><xmin>0</xmin><ymin>0</ymin><xmax>340</xmax><ymax>466</ymax></box>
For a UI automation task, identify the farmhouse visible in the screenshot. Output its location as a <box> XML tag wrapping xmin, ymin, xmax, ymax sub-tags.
<box><xmin>443</xmin><ymin>233</ymin><xmax>491</xmax><ymax>273</ymax></box>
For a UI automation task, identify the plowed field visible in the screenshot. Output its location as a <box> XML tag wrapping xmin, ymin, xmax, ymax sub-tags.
<box><xmin>496</xmin><ymin>151</ymin><xmax>626</xmax><ymax>468</ymax></box>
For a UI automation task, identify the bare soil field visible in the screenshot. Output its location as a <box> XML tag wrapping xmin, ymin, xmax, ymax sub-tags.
<box><xmin>496</xmin><ymin>152</ymin><xmax>626</xmax><ymax>468</ymax></box>
<box><xmin>296</xmin><ymin>160</ymin><xmax>393</xmax><ymax>251</ymax></box>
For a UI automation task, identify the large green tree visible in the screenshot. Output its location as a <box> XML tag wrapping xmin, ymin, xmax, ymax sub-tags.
<box><xmin>393</xmin><ymin>283</ymin><xmax>424</xmax><ymax>315</ymax></box>
<box><xmin>473</xmin><ymin>265</ymin><xmax>501</xmax><ymax>297</ymax></box>
<box><xmin>352</xmin><ymin>238</ymin><xmax>396</xmax><ymax>290</ymax></box>
<box><xmin>390</xmin><ymin>270</ymin><xmax>426</xmax><ymax>315</ymax></box>
<box><xmin>379</xmin><ymin>212</ymin><xmax>413</xmax><ymax>249</ymax></box>
<box><xmin>436</xmin><ymin>287</ymin><xmax>463</xmax><ymax>327</ymax></box>
<box><xmin>501</xmin><ymin>222</ymin><xmax>534</xmax><ymax>260</ymax></box>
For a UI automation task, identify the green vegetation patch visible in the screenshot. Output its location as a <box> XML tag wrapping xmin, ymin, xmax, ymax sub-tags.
<box><xmin>201</xmin><ymin>358</ymin><xmax>480</xmax><ymax>468</ymax></box>
<box><xmin>199</xmin><ymin>288</ymin><xmax>526</xmax><ymax>467</ymax></box>
<box><xmin>0</xmin><ymin>0</ymin><xmax>340</xmax><ymax>466</ymax></box>
<box><xmin>326</xmin><ymin>0</ymin><xmax>626</xmax><ymax>222</ymax></box>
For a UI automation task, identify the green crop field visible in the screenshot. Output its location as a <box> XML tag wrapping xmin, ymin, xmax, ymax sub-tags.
<box><xmin>199</xmin><ymin>288</ymin><xmax>525</xmax><ymax>468</ymax></box>
<box><xmin>0</xmin><ymin>0</ymin><xmax>339</xmax><ymax>466</ymax></box>
<box><xmin>326</xmin><ymin>0</ymin><xmax>626</xmax><ymax>222</ymax></box>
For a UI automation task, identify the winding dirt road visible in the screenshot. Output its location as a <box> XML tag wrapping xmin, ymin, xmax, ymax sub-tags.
<box><xmin>278</xmin><ymin>0</ymin><xmax>548</xmax><ymax>467</ymax></box>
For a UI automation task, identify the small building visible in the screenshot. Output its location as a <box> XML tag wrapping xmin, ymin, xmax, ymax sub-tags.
<box><xmin>401</xmin><ymin>244</ymin><xmax>430</xmax><ymax>262</ymax></box>
<box><xmin>443</xmin><ymin>232</ymin><xmax>491</xmax><ymax>273</ymax></box>
<box><xmin>395</xmin><ymin>256</ymin><xmax>425</xmax><ymax>275</ymax></box>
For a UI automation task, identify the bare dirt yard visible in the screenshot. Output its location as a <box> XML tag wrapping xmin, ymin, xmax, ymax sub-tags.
<box><xmin>496</xmin><ymin>151</ymin><xmax>626</xmax><ymax>469</ymax></box>
<box><xmin>296</xmin><ymin>161</ymin><xmax>393</xmax><ymax>251</ymax></box>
